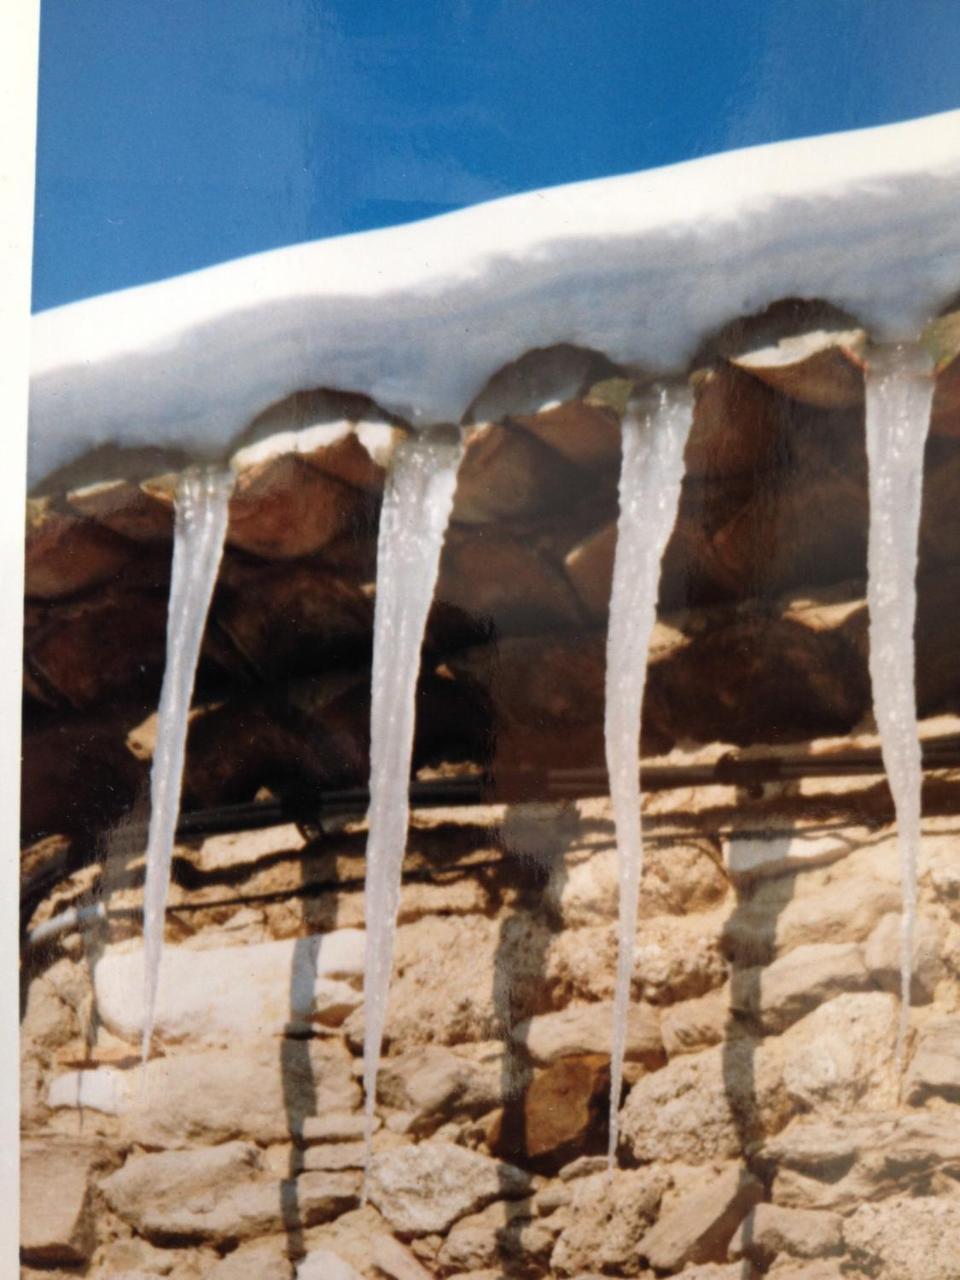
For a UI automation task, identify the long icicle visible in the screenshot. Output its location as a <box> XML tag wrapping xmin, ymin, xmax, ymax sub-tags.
<box><xmin>864</xmin><ymin>342</ymin><xmax>935</xmax><ymax>1082</ymax></box>
<box><xmin>605</xmin><ymin>385</ymin><xmax>694</xmax><ymax>1163</ymax></box>
<box><xmin>141</xmin><ymin>466</ymin><xmax>234</xmax><ymax>1065</ymax></box>
<box><xmin>362</xmin><ymin>427</ymin><xmax>463</xmax><ymax>1175</ymax></box>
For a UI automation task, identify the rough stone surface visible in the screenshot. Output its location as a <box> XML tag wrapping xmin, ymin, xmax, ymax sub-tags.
<box><xmin>619</xmin><ymin>1039</ymin><xmax>788</xmax><ymax>1163</ymax></box>
<box><xmin>377</xmin><ymin>1044</ymin><xmax>505</xmax><ymax>1134</ymax></box>
<box><xmin>549</xmin><ymin>1167</ymin><xmax>669</xmax><ymax>1276</ymax></box>
<box><xmin>94</xmin><ymin>931</ymin><xmax>365</xmax><ymax>1045</ymax></box>
<box><xmin>638</xmin><ymin>1163</ymin><xmax>762</xmax><ymax>1271</ymax></box>
<box><xmin>513</xmin><ymin>1000</ymin><xmax>662</xmax><ymax>1067</ymax></box>
<box><xmin>438</xmin><ymin>1198</ymin><xmax>559</xmax><ymax>1273</ymax></box>
<box><xmin>733</xmin><ymin>941</ymin><xmax>869</xmax><ymax>1033</ymax></box>
<box><xmin>864</xmin><ymin>910</ymin><xmax>944</xmax><ymax>1002</ymax></box>
<box><xmin>661</xmin><ymin>985</ymin><xmax>730</xmax><ymax>1057</ymax></box>
<box><xmin>843</xmin><ymin>1196</ymin><xmax>960</xmax><ymax>1280</ymax></box>
<box><xmin>729</xmin><ymin>1203</ymin><xmax>843</xmax><ymax>1267</ymax></box>
<box><xmin>779</xmin><ymin>992</ymin><xmax>898</xmax><ymax>1111</ymax></box>
<box><xmin>905</xmin><ymin>1014</ymin><xmax>960</xmax><ymax>1102</ymax></box>
<box><xmin>21</xmin><ymin>1140</ymin><xmax>97</xmax><ymax>1264</ymax></box>
<box><xmin>366</xmin><ymin>1142</ymin><xmax>531</xmax><ymax>1235</ymax></box>
<box><xmin>101</xmin><ymin>1142</ymin><xmax>360</xmax><ymax>1242</ymax></box>
<box><xmin>493</xmin><ymin>1053</ymin><xmax>611</xmax><ymax>1166</ymax></box>
<box><xmin>125</xmin><ymin>1040</ymin><xmax>359</xmax><ymax>1145</ymax></box>
<box><xmin>764</xmin><ymin>1111</ymin><xmax>960</xmax><ymax>1210</ymax></box>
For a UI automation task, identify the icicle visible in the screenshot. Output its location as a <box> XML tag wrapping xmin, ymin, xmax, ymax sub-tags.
<box><xmin>864</xmin><ymin>343</ymin><xmax>935</xmax><ymax>1081</ymax></box>
<box><xmin>605</xmin><ymin>385</ymin><xmax>694</xmax><ymax>1164</ymax></box>
<box><xmin>141</xmin><ymin>466</ymin><xmax>234</xmax><ymax>1065</ymax></box>
<box><xmin>362</xmin><ymin>427</ymin><xmax>463</xmax><ymax>1173</ymax></box>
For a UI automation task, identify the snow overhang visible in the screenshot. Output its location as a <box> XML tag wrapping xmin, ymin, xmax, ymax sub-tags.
<box><xmin>28</xmin><ymin>109</ymin><xmax>960</xmax><ymax>490</ymax></box>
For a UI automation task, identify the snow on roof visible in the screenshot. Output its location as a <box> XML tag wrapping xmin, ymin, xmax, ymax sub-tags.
<box><xmin>29</xmin><ymin>109</ymin><xmax>960</xmax><ymax>488</ymax></box>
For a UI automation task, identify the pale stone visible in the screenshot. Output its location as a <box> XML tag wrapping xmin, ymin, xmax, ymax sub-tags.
<box><xmin>300</xmin><ymin>1112</ymin><xmax>373</xmax><ymax>1144</ymax></box>
<box><xmin>101</xmin><ymin>1141</ymin><xmax>360</xmax><ymax>1241</ymax></box>
<box><xmin>843</xmin><ymin>1196</ymin><xmax>960</xmax><ymax>1279</ymax></box>
<box><xmin>764</xmin><ymin>1111</ymin><xmax>960</xmax><ymax>1210</ymax></box>
<box><xmin>638</xmin><ymin>1164</ymin><xmax>762</xmax><ymax>1271</ymax></box>
<box><xmin>48</xmin><ymin>1067</ymin><xmax>127</xmax><ymax>1114</ymax></box>
<box><xmin>733</xmin><ymin>942</ymin><xmax>869</xmax><ymax>1033</ymax></box>
<box><xmin>438</xmin><ymin>1197</ymin><xmax>559</xmax><ymax>1272</ymax></box>
<box><xmin>865</xmin><ymin>910</ymin><xmax>943</xmax><ymax>1003</ymax></box>
<box><xmin>376</xmin><ymin>1044</ymin><xmax>505</xmax><ymax>1133</ymax></box>
<box><xmin>513</xmin><ymin>1001</ymin><xmax>662</xmax><ymax>1067</ymax></box>
<box><xmin>302</xmin><ymin>1142</ymin><xmax>365</xmax><ymax>1171</ymax></box>
<box><xmin>21</xmin><ymin>1140</ymin><xmax>96</xmax><ymax>1264</ymax></box>
<box><xmin>94</xmin><ymin>930</ymin><xmax>365</xmax><ymax>1046</ymax></box>
<box><xmin>296</xmin><ymin>1250</ymin><xmax>365</xmax><ymax>1280</ymax></box>
<box><xmin>208</xmin><ymin>1237</ymin><xmax>293</xmax><ymax>1280</ymax></box>
<box><xmin>723</xmin><ymin>872</ymin><xmax>900</xmax><ymax>965</ymax></box>
<box><xmin>619</xmin><ymin>1039</ymin><xmax>788</xmax><ymax>1164</ymax></box>
<box><xmin>724</xmin><ymin>828</ymin><xmax>859</xmax><ymax>880</ymax></box>
<box><xmin>121</xmin><ymin>1040</ymin><xmax>359</xmax><ymax>1145</ymax></box>
<box><xmin>905</xmin><ymin>1014</ymin><xmax>960</xmax><ymax>1102</ymax></box>
<box><xmin>661</xmin><ymin>986</ymin><xmax>730</xmax><ymax>1057</ymax></box>
<box><xmin>549</xmin><ymin>1168</ymin><xmax>669</xmax><ymax>1276</ymax></box>
<box><xmin>366</xmin><ymin>1142</ymin><xmax>530</xmax><ymax>1235</ymax></box>
<box><xmin>779</xmin><ymin>992</ymin><xmax>898</xmax><ymax>1111</ymax></box>
<box><xmin>371</xmin><ymin>1233</ymin><xmax>435</xmax><ymax>1280</ymax></box>
<box><xmin>729</xmin><ymin>1203</ymin><xmax>843</xmax><ymax>1266</ymax></box>
<box><xmin>191</xmin><ymin>822</ymin><xmax>307</xmax><ymax>871</ymax></box>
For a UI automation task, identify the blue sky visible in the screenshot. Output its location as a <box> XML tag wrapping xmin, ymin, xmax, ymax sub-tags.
<box><xmin>33</xmin><ymin>0</ymin><xmax>960</xmax><ymax>312</ymax></box>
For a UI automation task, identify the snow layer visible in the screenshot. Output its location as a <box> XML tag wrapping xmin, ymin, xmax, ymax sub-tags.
<box><xmin>30</xmin><ymin>110</ymin><xmax>960</xmax><ymax>488</ymax></box>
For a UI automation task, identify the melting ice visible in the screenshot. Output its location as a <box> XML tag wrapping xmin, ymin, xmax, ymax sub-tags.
<box><xmin>362</xmin><ymin>427</ymin><xmax>463</xmax><ymax>1163</ymax></box>
<box><xmin>605</xmin><ymin>386</ymin><xmax>694</xmax><ymax>1162</ymax></box>
<box><xmin>864</xmin><ymin>343</ymin><xmax>935</xmax><ymax>1075</ymax></box>
<box><xmin>141</xmin><ymin>467</ymin><xmax>234</xmax><ymax>1063</ymax></box>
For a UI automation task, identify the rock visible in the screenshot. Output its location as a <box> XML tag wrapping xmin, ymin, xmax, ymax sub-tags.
<box><xmin>437</xmin><ymin>526</ymin><xmax>584</xmax><ymax>636</ymax></box>
<box><xmin>94</xmin><ymin>930</ymin><xmax>365</xmax><ymax>1046</ymax></box>
<box><xmin>216</xmin><ymin>563</ymin><xmax>373</xmax><ymax>681</ymax></box>
<box><xmin>26</xmin><ymin>587</ymin><xmax>169</xmax><ymax>708</ymax></box>
<box><xmin>21</xmin><ymin>1139</ymin><xmax>97</xmax><ymax>1264</ymax></box>
<box><xmin>377</xmin><ymin>1044</ymin><xmax>505</xmax><ymax>1134</ymax></box>
<box><xmin>905</xmin><ymin>1014</ymin><xmax>960</xmax><ymax>1103</ymax></box>
<box><xmin>843</xmin><ymin>1196</ymin><xmax>960</xmax><ymax>1280</ymax></box>
<box><xmin>564</xmin><ymin>522</ymin><xmax>616</xmax><ymax>621</ymax></box>
<box><xmin>765</xmin><ymin>1263</ymin><xmax>846</xmax><ymax>1280</ymax></box>
<box><xmin>121</xmin><ymin>1039</ymin><xmax>360</xmax><ymax>1145</ymax></box>
<box><xmin>661</xmin><ymin>986</ymin><xmax>730</xmax><ymax>1057</ymax></box>
<box><xmin>638</xmin><ymin>1163</ymin><xmax>762</xmax><ymax>1271</ymax></box>
<box><xmin>723</xmin><ymin>866</ymin><xmax>901</xmax><ymax>967</ymax></box>
<box><xmin>779</xmin><ymin>992</ymin><xmax>898</xmax><ymax>1111</ymax></box>
<box><xmin>451</xmin><ymin>422</ymin><xmax>577</xmax><ymax>524</ymax></box>
<box><xmin>370</xmin><ymin>1233</ymin><xmax>435</xmax><ymax>1280</ymax></box>
<box><xmin>66</xmin><ymin>475</ymin><xmax>175</xmax><ymax>542</ymax></box>
<box><xmin>48</xmin><ymin>1067</ymin><xmax>127</xmax><ymax>1114</ymax></box>
<box><xmin>207</xmin><ymin>1237</ymin><xmax>295</xmax><ymax>1279</ymax></box>
<box><xmin>512</xmin><ymin>1001</ymin><xmax>662</xmax><ymax>1068</ymax></box>
<box><xmin>438</xmin><ymin>1197</ymin><xmax>559</xmax><ymax>1272</ymax></box>
<box><xmin>723</xmin><ymin>828</ymin><xmax>860</xmax><ymax>881</ymax></box>
<box><xmin>864</xmin><ymin>910</ymin><xmax>943</xmax><ymax>1003</ymax></box>
<box><xmin>25</xmin><ymin>499</ymin><xmax>137</xmax><ymax>598</ymax></box>
<box><xmin>733</xmin><ymin>942</ymin><xmax>869</xmax><ymax>1034</ymax></box>
<box><xmin>493</xmin><ymin>1055</ymin><xmax>611</xmax><ymax>1167</ymax></box>
<box><xmin>101</xmin><ymin>1141</ymin><xmax>360</xmax><ymax>1241</ymax></box>
<box><xmin>764</xmin><ymin>1111</ymin><xmax>960</xmax><ymax>1210</ymax></box>
<box><xmin>227</xmin><ymin>453</ymin><xmax>367</xmax><ymax>558</ymax></box>
<box><xmin>300</xmin><ymin>1112</ymin><xmax>373</xmax><ymax>1144</ymax></box>
<box><xmin>296</xmin><ymin>1250</ymin><xmax>365</xmax><ymax>1280</ymax></box>
<box><xmin>366</xmin><ymin>1141</ymin><xmax>530</xmax><ymax>1235</ymax></box>
<box><xmin>729</xmin><ymin>1204</ymin><xmax>843</xmax><ymax>1267</ymax></box>
<box><xmin>302</xmin><ymin>1142</ymin><xmax>366</xmax><ymax>1172</ymax></box>
<box><xmin>549</xmin><ymin>1167</ymin><xmax>668</xmax><ymax>1276</ymax></box>
<box><xmin>619</xmin><ymin>1039</ymin><xmax>788</xmax><ymax>1164</ymax></box>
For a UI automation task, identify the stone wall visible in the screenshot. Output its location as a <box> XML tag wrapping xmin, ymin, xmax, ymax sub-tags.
<box><xmin>21</xmin><ymin>732</ymin><xmax>960</xmax><ymax>1279</ymax></box>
